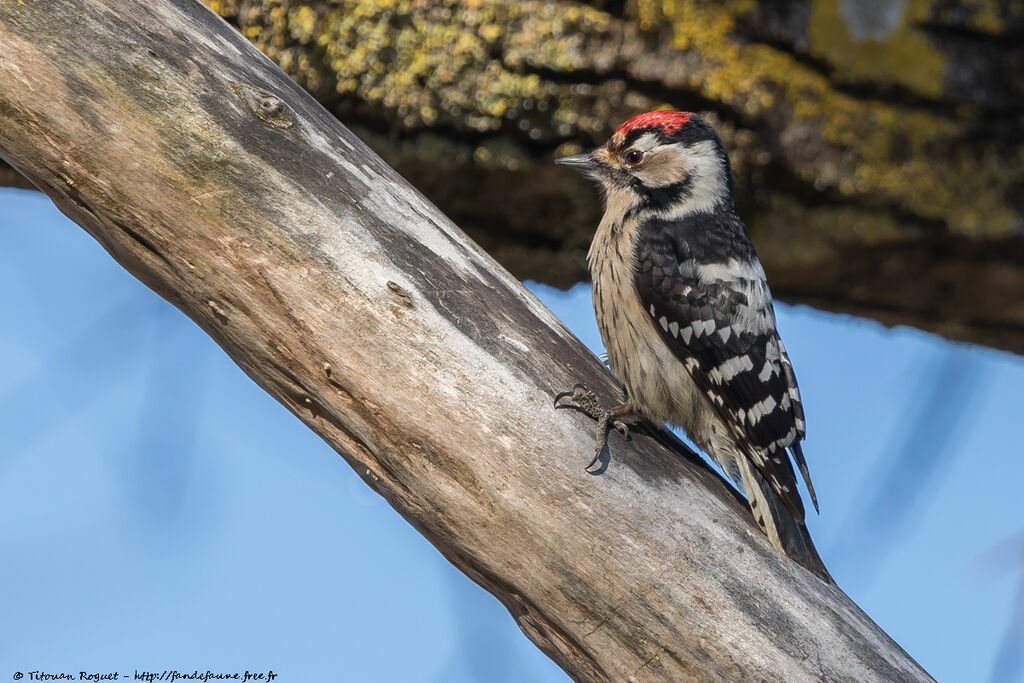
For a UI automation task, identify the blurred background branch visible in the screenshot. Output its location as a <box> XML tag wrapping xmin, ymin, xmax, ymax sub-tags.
<box><xmin>6</xmin><ymin>0</ymin><xmax>1020</xmax><ymax>352</ymax></box>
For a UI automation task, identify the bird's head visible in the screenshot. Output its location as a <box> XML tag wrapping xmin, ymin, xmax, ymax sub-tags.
<box><xmin>556</xmin><ymin>111</ymin><xmax>734</xmax><ymax>216</ymax></box>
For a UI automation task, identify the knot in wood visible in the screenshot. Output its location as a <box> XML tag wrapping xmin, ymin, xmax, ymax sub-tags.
<box><xmin>232</xmin><ymin>83</ymin><xmax>293</xmax><ymax>129</ymax></box>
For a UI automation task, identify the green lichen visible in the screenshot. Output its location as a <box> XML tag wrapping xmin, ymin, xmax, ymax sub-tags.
<box><xmin>632</xmin><ymin>0</ymin><xmax>1020</xmax><ymax>236</ymax></box>
<box><xmin>217</xmin><ymin>0</ymin><xmax>613</xmax><ymax>134</ymax></box>
<box><xmin>204</xmin><ymin>0</ymin><xmax>238</xmax><ymax>18</ymax></box>
<box><xmin>206</xmin><ymin>0</ymin><xmax>1022</xmax><ymax>240</ymax></box>
<box><xmin>807</xmin><ymin>0</ymin><xmax>946</xmax><ymax>99</ymax></box>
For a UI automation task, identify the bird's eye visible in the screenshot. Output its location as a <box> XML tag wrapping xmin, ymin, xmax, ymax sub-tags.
<box><xmin>625</xmin><ymin>149</ymin><xmax>644</xmax><ymax>165</ymax></box>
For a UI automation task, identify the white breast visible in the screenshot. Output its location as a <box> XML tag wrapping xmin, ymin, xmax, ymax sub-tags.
<box><xmin>587</xmin><ymin>200</ymin><xmax>719</xmax><ymax>453</ymax></box>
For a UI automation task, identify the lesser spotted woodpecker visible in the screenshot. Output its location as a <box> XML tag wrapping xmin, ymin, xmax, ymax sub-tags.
<box><xmin>554</xmin><ymin>111</ymin><xmax>826</xmax><ymax>576</ymax></box>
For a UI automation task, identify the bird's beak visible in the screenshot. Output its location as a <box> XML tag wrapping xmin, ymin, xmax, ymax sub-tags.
<box><xmin>554</xmin><ymin>152</ymin><xmax>596</xmax><ymax>170</ymax></box>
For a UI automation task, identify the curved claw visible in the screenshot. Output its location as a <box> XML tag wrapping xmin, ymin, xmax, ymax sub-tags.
<box><xmin>553</xmin><ymin>382</ymin><xmax>633</xmax><ymax>468</ymax></box>
<box><xmin>553</xmin><ymin>382</ymin><xmax>588</xmax><ymax>408</ymax></box>
<box><xmin>554</xmin><ymin>383</ymin><xmax>605</xmax><ymax>421</ymax></box>
<box><xmin>585</xmin><ymin>423</ymin><xmax>628</xmax><ymax>470</ymax></box>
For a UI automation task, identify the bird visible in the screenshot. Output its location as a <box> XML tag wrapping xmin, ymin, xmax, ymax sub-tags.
<box><xmin>553</xmin><ymin>110</ymin><xmax>826</xmax><ymax>576</ymax></box>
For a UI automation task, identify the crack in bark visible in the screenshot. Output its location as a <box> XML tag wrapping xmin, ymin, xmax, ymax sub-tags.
<box><xmin>630</xmin><ymin>645</ymin><xmax>667</xmax><ymax>680</ymax></box>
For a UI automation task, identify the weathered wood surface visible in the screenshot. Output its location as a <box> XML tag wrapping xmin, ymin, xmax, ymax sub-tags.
<box><xmin>0</xmin><ymin>1</ymin><xmax>931</xmax><ymax>680</ymax></box>
<box><xmin>6</xmin><ymin>0</ymin><xmax>1021</xmax><ymax>355</ymax></box>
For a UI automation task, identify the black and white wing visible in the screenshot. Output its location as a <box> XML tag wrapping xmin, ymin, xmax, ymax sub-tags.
<box><xmin>633</xmin><ymin>213</ymin><xmax>817</xmax><ymax>520</ymax></box>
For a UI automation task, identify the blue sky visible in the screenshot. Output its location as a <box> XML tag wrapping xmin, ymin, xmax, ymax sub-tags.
<box><xmin>2</xmin><ymin>186</ymin><xmax>1022</xmax><ymax>681</ymax></box>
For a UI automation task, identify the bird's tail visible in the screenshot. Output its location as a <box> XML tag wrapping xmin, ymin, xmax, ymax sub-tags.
<box><xmin>735</xmin><ymin>454</ymin><xmax>832</xmax><ymax>582</ymax></box>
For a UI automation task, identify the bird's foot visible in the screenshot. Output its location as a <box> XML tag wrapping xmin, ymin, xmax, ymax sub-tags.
<box><xmin>554</xmin><ymin>383</ymin><xmax>631</xmax><ymax>468</ymax></box>
<box><xmin>553</xmin><ymin>383</ymin><xmax>604</xmax><ymax>419</ymax></box>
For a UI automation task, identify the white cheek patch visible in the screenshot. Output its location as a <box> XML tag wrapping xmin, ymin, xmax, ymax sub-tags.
<box><xmin>642</xmin><ymin>139</ymin><xmax>727</xmax><ymax>215</ymax></box>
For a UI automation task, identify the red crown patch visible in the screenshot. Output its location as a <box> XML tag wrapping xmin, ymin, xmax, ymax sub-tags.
<box><xmin>615</xmin><ymin>110</ymin><xmax>693</xmax><ymax>137</ymax></box>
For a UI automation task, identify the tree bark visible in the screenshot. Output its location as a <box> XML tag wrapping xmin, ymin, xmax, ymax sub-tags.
<box><xmin>0</xmin><ymin>1</ymin><xmax>931</xmax><ymax>680</ymax></box>
<box><xmin>4</xmin><ymin>0</ymin><xmax>1022</xmax><ymax>355</ymax></box>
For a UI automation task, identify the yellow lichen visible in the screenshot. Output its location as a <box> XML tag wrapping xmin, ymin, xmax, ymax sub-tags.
<box><xmin>205</xmin><ymin>0</ymin><xmax>1022</xmax><ymax>239</ymax></box>
<box><xmin>204</xmin><ymin>0</ymin><xmax>235</xmax><ymax>15</ymax></box>
<box><xmin>807</xmin><ymin>0</ymin><xmax>946</xmax><ymax>98</ymax></box>
<box><xmin>223</xmin><ymin>0</ymin><xmax>611</xmax><ymax>132</ymax></box>
<box><xmin>286</xmin><ymin>5</ymin><xmax>317</xmax><ymax>42</ymax></box>
<box><xmin>956</xmin><ymin>0</ymin><xmax>1017</xmax><ymax>33</ymax></box>
<box><xmin>631</xmin><ymin>0</ymin><xmax>1021</xmax><ymax>235</ymax></box>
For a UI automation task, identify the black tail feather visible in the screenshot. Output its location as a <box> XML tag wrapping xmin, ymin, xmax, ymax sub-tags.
<box><xmin>791</xmin><ymin>442</ymin><xmax>819</xmax><ymax>514</ymax></box>
<box><xmin>744</xmin><ymin>456</ymin><xmax>831</xmax><ymax>582</ymax></box>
